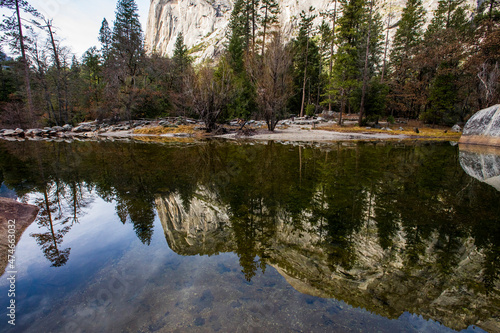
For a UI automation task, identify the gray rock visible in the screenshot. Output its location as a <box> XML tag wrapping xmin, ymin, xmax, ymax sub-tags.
<box><xmin>14</xmin><ymin>128</ymin><xmax>24</xmax><ymax>136</ymax></box>
<box><xmin>25</xmin><ymin>129</ymin><xmax>43</xmax><ymax>136</ymax></box>
<box><xmin>451</xmin><ymin>124</ymin><xmax>462</xmax><ymax>133</ymax></box>
<box><xmin>72</xmin><ymin>125</ymin><xmax>92</xmax><ymax>133</ymax></box>
<box><xmin>2</xmin><ymin>130</ymin><xmax>16</xmax><ymax>136</ymax></box>
<box><xmin>52</xmin><ymin>126</ymin><xmax>64</xmax><ymax>132</ymax></box>
<box><xmin>62</xmin><ymin>124</ymin><xmax>73</xmax><ymax>131</ymax></box>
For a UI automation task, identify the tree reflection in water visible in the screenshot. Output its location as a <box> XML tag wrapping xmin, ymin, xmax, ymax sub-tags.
<box><xmin>0</xmin><ymin>139</ymin><xmax>499</xmax><ymax>330</ymax></box>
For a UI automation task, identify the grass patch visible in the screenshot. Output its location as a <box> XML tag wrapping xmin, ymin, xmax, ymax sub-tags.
<box><xmin>133</xmin><ymin>125</ymin><xmax>197</xmax><ymax>135</ymax></box>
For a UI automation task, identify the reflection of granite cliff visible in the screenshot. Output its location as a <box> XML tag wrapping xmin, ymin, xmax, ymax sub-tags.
<box><xmin>459</xmin><ymin>145</ymin><xmax>500</xmax><ymax>191</ymax></box>
<box><xmin>156</xmin><ymin>192</ymin><xmax>500</xmax><ymax>332</ymax></box>
<box><xmin>156</xmin><ymin>190</ymin><xmax>234</xmax><ymax>256</ymax></box>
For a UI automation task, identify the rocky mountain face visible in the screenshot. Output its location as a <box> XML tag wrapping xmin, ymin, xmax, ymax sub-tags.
<box><xmin>155</xmin><ymin>189</ymin><xmax>500</xmax><ymax>332</ymax></box>
<box><xmin>145</xmin><ymin>0</ymin><xmax>477</xmax><ymax>61</ymax></box>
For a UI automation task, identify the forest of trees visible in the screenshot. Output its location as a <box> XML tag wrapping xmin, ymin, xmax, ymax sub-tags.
<box><xmin>0</xmin><ymin>0</ymin><xmax>499</xmax><ymax>130</ymax></box>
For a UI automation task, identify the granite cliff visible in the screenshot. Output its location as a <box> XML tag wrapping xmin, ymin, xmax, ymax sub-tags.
<box><xmin>145</xmin><ymin>0</ymin><xmax>477</xmax><ymax>61</ymax></box>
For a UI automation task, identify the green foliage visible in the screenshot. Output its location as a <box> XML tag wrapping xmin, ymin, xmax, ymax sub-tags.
<box><xmin>305</xmin><ymin>104</ymin><xmax>315</xmax><ymax>117</ymax></box>
<box><xmin>98</xmin><ymin>18</ymin><xmax>112</xmax><ymax>62</ymax></box>
<box><xmin>329</xmin><ymin>0</ymin><xmax>367</xmax><ymax>114</ymax></box>
<box><xmin>0</xmin><ymin>52</ymin><xmax>21</xmax><ymax>102</ymax></box>
<box><xmin>390</xmin><ymin>0</ymin><xmax>426</xmax><ymax>69</ymax></box>
<box><xmin>387</xmin><ymin>115</ymin><xmax>395</xmax><ymax>124</ymax></box>
<box><xmin>425</xmin><ymin>0</ymin><xmax>469</xmax><ymax>37</ymax></box>
<box><xmin>173</xmin><ymin>32</ymin><xmax>192</xmax><ymax>71</ymax></box>
<box><xmin>111</xmin><ymin>0</ymin><xmax>144</xmax><ymax>70</ymax></box>
<box><xmin>475</xmin><ymin>0</ymin><xmax>500</xmax><ymax>25</ymax></box>
<box><xmin>421</xmin><ymin>72</ymin><xmax>458</xmax><ymax>125</ymax></box>
<box><xmin>290</xmin><ymin>8</ymin><xmax>322</xmax><ymax>114</ymax></box>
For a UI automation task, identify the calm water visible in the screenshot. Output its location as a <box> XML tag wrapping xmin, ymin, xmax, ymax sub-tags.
<box><xmin>0</xmin><ymin>139</ymin><xmax>499</xmax><ymax>332</ymax></box>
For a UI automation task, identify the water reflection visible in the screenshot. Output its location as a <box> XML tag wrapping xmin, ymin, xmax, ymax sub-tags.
<box><xmin>0</xmin><ymin>140</ymin><xmax>499</xmax><ymax>331</ymax></box>
<box><xmin>459</xmin><ymin>144</ymin><xmax>500</xmax><ymax>191</ymax></box>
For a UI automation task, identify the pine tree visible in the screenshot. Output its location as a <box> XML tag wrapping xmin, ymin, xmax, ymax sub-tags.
<box><xmin>426</xmin><ymin>0</ymin><xmax>468</xmax><ymax>37</ymax></box>
<box><xmin>390</xmin><ymin>0</ymin><xmax>426</xmax><ymax>70</ymax></box>
<box><xmin>330</xmin><ymin>0</ymin><xmax>366</xmax><ymax>124</ymax></box>
<box><xmin>227</xmin><ymin>0</ymin><xmax>248</xmax><ymax>73</ymax></box>
<box><xmin>98</xmin><ymin>18</ymin><xmax>112</xmax><ymax>62</ymax></box>
<box><xmin>293</xmin><ymin>7</ymin><xmax>317</xmax><ymax>117</ymax></box>
<box><xmin>109</xmin><ymin>0</ymin><xmax>144</xmax><ymax>120</ymax></box>
<box><xmin>320</xmin><ymin>0</ymin><xmax>339</xmax><ymax>112</ymax></box>
<box><xmin>259</xmin><ymin>0</ymin><xmax>280</xmax><ymax>56</ymax></box>
<box><xmin>0</xmin><ymin>0</ymin><xmax>41</xmax><ymax>124</ymax></box>
<box><xmin>112</xmin><ymin>0</ymin><xmax>144</xmax><ymax>74</ymax></box>
<box><xmin>247</xmin><ymin>0</ymin><xmax>261</xmax><ymax>52</ymax></box>
<box><xmin>476</xmin><ymin>0</ymin><xmax>500</xmax><ymax>26</ymax></box>
<box><xmin>173</xmin><ymin>32</ymin><xmax>191</xmax><ymax>71</ymax></box>
<box><xmin>388</xmin><ymin>0</ymin><xmax>426</xmax><ymax>118</ymax></box>
<box><xmin>419</xmin><ymin>0</ymin><xmax>470</xmax><ymax>125</ymax></box>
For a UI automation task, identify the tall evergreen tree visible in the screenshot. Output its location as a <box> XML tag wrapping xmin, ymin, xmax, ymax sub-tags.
<box><xmin>320</xmin><ymin>0</ymin><xmax>339</xmax><ymax>112</ymax></box>
<box><xmin>227</xmin><ymin>0</ymin><xmax>248</xmax><ymax>73</ymax></box>
<box><xmin>259</xmin><ymin>0</ymin><xmax>280</xmax><ymax>56</ymax></box>
<box><xmin>330</xmin><ymin>0</ymin><xmax>366</xmax><ymax>123</ymax></box>
<box><xmin>109</xmin><ymin>0</ymin><xmax>144</xmax><ymax>120</ymax></box>
<box><xmin>112</xmin><ymin>0</ymin><xmax>143</xmax><ymax>70</ymax></box>
<box><xmin>98</xmin><ymin>18</ymin><xmax>112</xmax><ymax>62</ymax></box>
<box><xmin>388</xmin><ymin>0</ymin><xmax>426</xmax><ymax>118</ymax></box>
<box><xmin>173</xmin><ymin>32</ymin><xmax>191</xmax><ymax>71</ymax></box>
<box><xmin>420</xmin><ymin>0</ymin><xmax>471</xmax><ymax>125</ymax></box>
<box><xmin>293</xmin><ymin>7</ymin><xmax>318</xmax><ymax>117</ymax></box>
<box><xmin>390</xmin><ymin>0</ymin><xmax>425</xmax><ymax>71</ymax></box>
<box><xmin>0</xmin><ymin>0</ymin><xmax>41</xmax><ymax>124</ymax></box>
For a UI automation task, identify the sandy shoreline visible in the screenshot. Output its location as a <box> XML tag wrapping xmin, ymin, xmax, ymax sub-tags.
<box><xmin>216</xmin><ymin>125</ymin><xmax>408</xmax><ymax>142</ymax></box>
<box><xmin>1</xmin><ymin>121</ymin><xmax>461</xmax><ymax>143</ymax></box>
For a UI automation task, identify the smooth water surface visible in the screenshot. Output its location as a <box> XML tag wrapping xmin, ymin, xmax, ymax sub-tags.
<box><xmin>0</xmin><ymin>139</ymin><xmax>499</xmax><ymax>332</ymax></box>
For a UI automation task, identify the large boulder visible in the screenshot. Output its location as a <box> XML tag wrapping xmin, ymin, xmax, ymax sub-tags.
<box><xmin>459</xmin><ymin>104</ymin><xmax>500</xmax><ymax>147</ymax></box>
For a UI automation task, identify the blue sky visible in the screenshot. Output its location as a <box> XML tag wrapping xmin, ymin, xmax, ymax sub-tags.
<box><xmin>1</xmin><ymin>0</ymin><xmax>149</xmax><ymax>58</ymax></box>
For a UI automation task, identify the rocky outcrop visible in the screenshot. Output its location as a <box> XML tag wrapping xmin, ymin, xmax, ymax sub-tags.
<box><xmin>459</xmin><ymin>144</ymin><xmax>500</xmax><ymax>191</ymax></box>
<box><xmin>0</xmin><ymin>197</ymin><xmax>39</xmax><ymax>275</ymax></box>
<box><xmin>156</xmin><ymin>190</ymin><xmax>500</xmax><ymax>332</ymax></box>
<box><xmin>460</xmin><ymin>104</ymin><xmax>500</xmax><ymax>147</ymax></box>
<box><xmin>145</xmin><ymin>0</ymin><xmax>477</xmax><ymax>62</ymax></box>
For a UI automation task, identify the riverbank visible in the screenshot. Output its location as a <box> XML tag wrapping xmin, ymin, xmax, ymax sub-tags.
<box><xmin>0</xmin><ymin>117</ymin><xmax>462</xmax><ymax>143</ymax></box>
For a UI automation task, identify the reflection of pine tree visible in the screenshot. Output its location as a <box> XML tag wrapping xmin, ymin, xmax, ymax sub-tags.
<box><xmin>31</xmin><ymin>184</ymin><xmax>73</xmax><ymax>267</ymax></box>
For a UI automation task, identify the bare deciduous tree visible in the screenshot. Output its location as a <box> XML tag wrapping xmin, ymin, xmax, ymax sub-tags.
<box><xmin>255</xmin><ymin>31</ymin><xmax>293</xmax><ymax>131</ymax></box>
<box><xmin>192</xmin><ymin>59</ymin><xmax>235</xmax><ymax>132</ymax></box>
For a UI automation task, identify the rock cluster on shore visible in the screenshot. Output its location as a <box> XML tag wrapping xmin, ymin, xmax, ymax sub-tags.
<box><xmin>0</xmin><ymin>118</ymin><xmax>204</xmax><ymax>140</ymax></box>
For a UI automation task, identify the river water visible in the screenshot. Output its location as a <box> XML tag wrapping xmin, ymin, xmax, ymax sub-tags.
<box><xmin>0</xmin><ymin>139</ymin><xmax>498</xmax><ymax>332</ymax></box>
